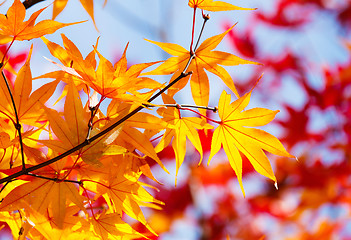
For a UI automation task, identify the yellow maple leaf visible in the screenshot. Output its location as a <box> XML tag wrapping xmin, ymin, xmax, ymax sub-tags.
<box><xmin>0</xmin><ymin>0</ymin><xmax>83</xmax><ymax>43</ymax></box>
<box><xmin>116</xmin><ymin>126</ymin><xmax>169</xmax><ymax>173</ymax></box>
<box><xmin>188</xmin><ymin>0</ymin><xmax>255</xmax><ymax>11</ymax></box>
<box><xmin>154</xmin><ymin>95</ymin><xmax>213</xmax><ymax>183</ymax></box>
<box><xmin>144</xmin><ymin>24</ymin><xmax>258</xmax><ymax>112</ymax></box>
<box><xmin>208</xmin><ymin>89</ymin><xmax>295</xmax><ymax>196</ymax></box>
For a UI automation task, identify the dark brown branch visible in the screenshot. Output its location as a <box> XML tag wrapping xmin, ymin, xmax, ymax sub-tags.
<box><xmin>22</xmin><ymin>0</ymin><xmax>46</xmax><ymax>9</ymax></box>
<box><xmin>0</xmin><ymin>68</ymin><xmax>26</xmax><ymax>170</ymax></box>
<box><xmin>0</xmin><ymin>70</ymin><xmax>193</xmax><ymax>184</ymax></box>
<box><xmin>26</xmin><ymin>173</ymin><xmax>82</xmax><ymax>184</ymax></box>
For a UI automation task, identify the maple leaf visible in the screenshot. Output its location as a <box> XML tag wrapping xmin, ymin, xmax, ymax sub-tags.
<box><xmin>0</xmin><ymin>0</ymin><xmax>83</xmax><ymax>43</ymax></box>
<box><xmin>154</xmin><ymin>95</ymin><xmax>213</xmax><ymax>183</ymax></box>
<box><xmin>0</xmin><ymin>177</ymin><xmax>86</xmax><ymax>229</ymax></box>
<box><xmin>116</xmin><ymin>126</ymin><xmax>169</xmax><ymax>173</ymax></box>
<box><xmin>0</xmin><ymin>46</ymin><xmax>59</xmax><ymax>126</ymax></box>
<box><xmin>14</xmin><ymin>204</ymin><xmax>91</xmax><ymax>239</ymax></box>
<box><xmin>43</xmin><ymin>35</ymin><xmax>161</xmax><ymax>103</ymax></box>
<box><xmin>37</xmin><ymin>81</ymin><xmax>121</xmax><ymax>166</ymax></box>
<box><xmin>92</xmin><ymin>212</ymin><xmax>145</xmax><ymax>240</ymax></box>
<box><xmin>52</xmin><ymin>0</ymin><xmax>97</xmax><ymax>29</ymax></box>
<box><xmin>208</xmin><ymin>89</ymin><xmax>295</xmax><ymax>196</ymax></box>
<box><xmin>83</xmin><ymin>155</ymin><xmax>164</xmax><ymax>235</ymax></box>
<box><xmin>144</xmin><ymin>24</ymin><xmax>258</xmax><ymax>111</ymax></box>
<box><xmin>188</xmin><ymin>0</ymin><xmax>255</xmax><ymax>11</ymax></box>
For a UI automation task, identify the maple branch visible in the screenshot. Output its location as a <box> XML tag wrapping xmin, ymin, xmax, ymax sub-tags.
<box><xmin>22</xmin><ymin>0</ymin><xmax>45</xmax><ymax>9</ymax></box>
<box><xmin>0</xmin><ymin>71</ymin><xmax>194</xmax><ymax>184</ymax></box>
<box><xmin>0</xmin><ymin>67</ymin><xmax>26</xmax><ymax>170</ymax></box>
<box><xmin>26</xmin><ymin>173</ymin><xmax>82</xmax><ymax>184</ymax></box>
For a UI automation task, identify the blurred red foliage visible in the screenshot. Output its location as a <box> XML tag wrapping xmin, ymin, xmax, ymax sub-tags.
<box><xmin>142</xmin><ymin>1</ymin><xmax>351</xmax><ymax>239</ymax></box>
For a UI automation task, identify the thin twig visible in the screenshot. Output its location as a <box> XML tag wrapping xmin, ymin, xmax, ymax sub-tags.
<box><xmin>26</xmin><ymin>173</ymin><xmax>82</xmax><ymax>184</ymax></box>
<box><xmin>0</xmin><ymin>67</ymin><xmax>26</xmax><ymax>170</ymax></box>
<box><xmin>189</xmin><ymin>7</ymin><xmax>197</xmax><ymax>55</ymax></box>
<box><xmin>194</xmin><ymin>14</ymin><xmax>210</xmax><ymax>52</ymax></box>
<box><xmin>86</xmin><ymin>97</ymin><xmax>104</xmax><ymax>141</ymax></box>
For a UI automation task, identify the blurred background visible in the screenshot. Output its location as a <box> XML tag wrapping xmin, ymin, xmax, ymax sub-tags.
<box><xmin>1</xmin><ymin>0</ymin><xmax>351</xmax><ymax>239</ymax></box>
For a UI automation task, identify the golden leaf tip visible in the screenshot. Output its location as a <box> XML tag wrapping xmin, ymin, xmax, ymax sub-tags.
<box><xmin>274</xmin><ymin>182</ymin><xmax>278</xmax><ymax>190</ymax></box>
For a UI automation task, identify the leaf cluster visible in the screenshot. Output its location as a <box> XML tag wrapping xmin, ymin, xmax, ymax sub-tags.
<box><xmin>0</xmin><ymin>0</ymin><xmax>293</xmax><ymax>238</ymax></box>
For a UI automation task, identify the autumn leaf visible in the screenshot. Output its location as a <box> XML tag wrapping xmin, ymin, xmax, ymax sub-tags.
<box><xmin>0</xmin><ymin>0</ymin><xmax>83</xmax><ymax>43</ymax></box>
<box><xmin>43</xmin><ymin>35</ymin><xmax>161</xmax><ymax>103</ymax></box>
<box><xmin>37</xmin><ymin>81</ymin><xmax>121</xmax><ymax>166</ymax></box>
<box><xmin>154</xmin><ymin>95</ymin><xmax>213</xmax><ymax>183</ymax></box>
<box><xmin>144</xmin><ymin>24</ymin><xmax>258</xmax><ymax>112</ymax></box>
<box><xmin>117</xmin><ymin>126</ymin><xmax>169</xmax><ymax>173</ymax></box>
<box><xmin>0</xmin><ymin>177</ymin><xmax>85</xmax><ymax>229</ymax></box>
<box><xmin>83</xmin><ymin>156</ymin><xmax>164</xmax><ymax>235</ymax></box>
<box><xmin>0</xmin><ymin>45</ymin><xmax>59</xmax><ymax>126</ymax></box>
<box><xmin>92</xmin><ymin>212</ymin><xmax>146</xmax><ymax>240</ymax></box>
<box><xmin>208</xmin><ymin>89</ymin><xmax>295</xmax><ymax>196</ymax></box>
<box><xmin>188</xmin><ymin>0</ymin><xmax>255</xmax><ymax>11</ymax></box>
<box><xmin>52</xmin><ymin>0</ymin><xmax>97</xmax><ymax>29</ymax></box>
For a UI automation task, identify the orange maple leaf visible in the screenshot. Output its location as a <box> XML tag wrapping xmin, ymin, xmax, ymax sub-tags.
<box><xmin>42</xmin><ymin>35</ymin><xmax>161</xmax><ymax>103</ymax></box>
<box><xmin>144</xmin><ymin>24</ymin><xmax>258</xmax><ymax>112</ymax></box>
<box><xmin>52</xmin><ymin>0</ymin><xmax>97</xmax><ymax>29</ymax></box>
<box><xmin>0</xmin><ymin>0</ymin><xmax>83</xmax><ymax>43</ymax></box>
<box><xmin>0</xmin><ymin>177</ymin><xmax>85</xmax><ymax>229</ymax></box>
<box><xmin>37</xmin><ymin>81</ymin><xmax>120</xmax><ymax>166</ymax></box>
<box><xmin>92</xmin><ymin>212</ymin><xmax>145</xmax><ymax>240</ymax></box>
<box><xmin>188</xmin><ymin>0</ymin><xmax>255</xmax><ymax>11</ymax></box>
<box><xmin>208</xmin><ymin>89</ymin><xmax>295</xmax><ymax>196</ymax></box>
<box><xmin>0</xmin><ymin>46</ymin><xmax>59</xmax><ymax>126</ymax></box>
<box><xmin>83</xmin><ymin>155</ymin><xmax>163</xmax><ymax>235</ymax></box>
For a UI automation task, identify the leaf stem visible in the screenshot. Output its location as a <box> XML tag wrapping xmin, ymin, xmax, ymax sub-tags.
<box><xmin>144</xmin><ymin>103</ymin><xmax>217</xmax><ymax>112</ymax></box>
<box><xmin>179</xmin><ymin>107</ymin><xmax>221</xmax><ymax>124</ymax></box>
<box><xmin>1</xmin><ymin>39</ymin><xmax>15</xmax><ymax>66</ymax></box>
<box><xmin>81</xmin><ymin>185</ymin><xmax>97</xmax><ymax>220</ymax></box>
